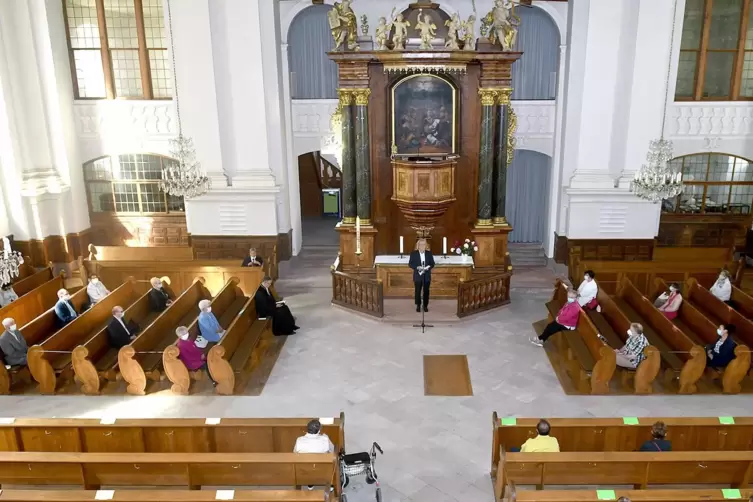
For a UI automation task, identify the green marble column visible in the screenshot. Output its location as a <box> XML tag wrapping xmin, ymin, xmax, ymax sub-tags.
<box><xmin>339</xmin><ymin>90</ymin><xmax>357</xmax><ymax>224</ymax></box>
<box><xmin>494</xmin><ymin>89</ymin><xmax>514</xmax><ymax>226</ymax></box>
<box><xmin>477</xmin><ymin>89</ymin><xmax>497</xmax><ymax>226</ymax></box>
<box><xmin>353</xmin><ymin>89</ymin><xmax>371</xmax><ymax>224</ymax></box>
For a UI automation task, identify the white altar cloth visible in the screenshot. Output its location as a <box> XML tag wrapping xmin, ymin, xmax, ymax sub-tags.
<box><xmin>373</xmin><ymin>255</ymin><xmax>474</xmax><ymax>267</ymax></box>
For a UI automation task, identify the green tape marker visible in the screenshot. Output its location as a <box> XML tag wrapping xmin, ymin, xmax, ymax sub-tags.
<box><xmin>500</xmin><ymin>417</ymin><xmax>517</xmax><ymax>426</ymax></box>
<box><xmin>719</xmin><ymin>416</ymin><xmax>735</xmax><ymax>425</ymax></box>
<box><xmin>596</xmin><ymin>490</ymin><xmax>616</xmax><ymax>500</ymax></box>
<box><xmin>722</xmin><ymin>489</ymin><xmax>741</xmax><ymax>499</ymax></box>
<box><xmin>622</xmin><ymin>417</ymin><xmax>639</xmax><ymax>425</ymax></box>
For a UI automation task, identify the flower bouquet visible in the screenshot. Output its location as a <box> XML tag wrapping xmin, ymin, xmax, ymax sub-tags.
<box><xmin>450</xmin><ymin>238</ymin><xmax>479</xmax><ymax>257</ymax></box>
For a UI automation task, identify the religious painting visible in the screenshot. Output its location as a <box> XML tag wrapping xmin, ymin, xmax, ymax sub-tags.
<box><xmin>392</xmin><ymin>74</ymin><xmax>456</xmax><ymax>155</ymax></box>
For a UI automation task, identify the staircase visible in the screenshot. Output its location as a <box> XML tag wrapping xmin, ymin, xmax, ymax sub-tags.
<box><xmin>298</xmin><ymin>152</ymin><xmax>342</xmax><ymax>218</ymax></box>
<box><xmin>508</xmin><ymin>242</ymin><xmax>548</xmax><ymax>268</ymax></box>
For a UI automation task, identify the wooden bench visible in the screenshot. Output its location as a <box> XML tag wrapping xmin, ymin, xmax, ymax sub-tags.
<box><xmin>614</xmin><ymin>277</ymin><xmax>706</xmax><ymax>393</ymax></box>
<box><xmin>687</xmin><ymin>277</ymin><xmax>753</xmax><ymax>351</ymax></box>
<box><xmin>494</xmin><ymin>450</ymin><xmax>753</xmax><ymax>501</ymax></box>
<box><xmin>0</xmin><ymin>451</ymin><xmax>338</xmax><ymax>493</ymax></box>
<box><xmin>655</xmin><ymin>278</ymin><xmax>751</xmax><ymax>394</ymax></box>
<box><xmin>490</xmin><ymin>414</ymin><xmax>753</xmax><ymax>476</ymax></box>
<box><xmin>10</xmin><ymin>266</ymin><xmax>54</xmax><ymax>297</ymax></box>
<box><xmin>0</xmin><ymin>415</ymin><xmax>345</xmax><ymax>453</ymax></box>
<box><xmin>163</xmin><ymin>277</ymin><xmax>249</xmax><ymax>394</ymax></box>
<box><xmin>591</xmin><ymin>289</ymin><xmax>661</xmax><ymax>393</ymax></box>
<box><xmin>27</xmin><ymin>278</ymin><xmax>146</xmax><ymax>394</ymax></box>
<box><xmin>731</xmin><ymin>284</ymin><xmax>753</xmax><ymax>319</ymax></box>
<box><xmin>509</xmin><ymin>487</ymin><xmax>753</xmax><ymax>502</ymax></box>
<box><xmin>71</xmin><ymin>279</ymin><xmax>177</xmax><ymax>395</ymax></box>
<box><xmin>119</xmin><ymin>278</ymin><xmax>211</xmax><ymax>395</ymax></box>
<box><xmin>0</xmin><ymin>274</ymin><xmax>65</xmax><ymax>336</ymax></box>
<box><xmin>0</xmin><ymin>490</ymin><xmax>329</xmax><ymax>502</ymax></box>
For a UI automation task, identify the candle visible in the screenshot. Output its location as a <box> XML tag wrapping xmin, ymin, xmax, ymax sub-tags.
<box><xmin>399</xmin><ymin>236</ymin><xmax>404</xmax><ymax>255</ymax></box>
<box><xmin>443</xmin><ymin>237</ymin><xmax>447</xmax><ymax>255</ymax></box>
<box><xmin>355</xmin><ymin>217</ymin><xmax>361</xmax><ymax>254</ymax></box>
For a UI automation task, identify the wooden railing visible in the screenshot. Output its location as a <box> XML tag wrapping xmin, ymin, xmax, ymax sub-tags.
<box><xmin>457</xmin><ymin>273</ymin><xmax>511</xmax><ymax>317</ymax></box>
<box><xmin>331</xmin><ymin>254</ymin><xmax>384</xmax><ymax>317</ymax></box>
<box><xmin>317</xmin><ymin>153</ymin><xmax>342</xmax><ymax>189</ymax></box>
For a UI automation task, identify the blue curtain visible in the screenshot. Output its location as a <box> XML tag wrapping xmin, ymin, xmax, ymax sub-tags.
<box><xmin>505</xmin><ymin>150</ymin><xmax>552</xmax><ymax>243</ymax></box>
<box><xmin>511</xmin><ymin>7</ymin><xmax>560</xmax><ymax>100</ymax></box>
<box><xmin>288</xmin><ymin>5</ymin><xmax>338</xmax><ymax>99</ymax></box>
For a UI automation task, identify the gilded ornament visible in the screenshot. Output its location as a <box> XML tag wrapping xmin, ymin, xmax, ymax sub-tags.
<box><xmin>375</xmin><ymin>16</ymin><xmax>391</xmax><ymax>50</ymax></box>
<box><xmin>506</xmin><ymin>107</ymin><xmax>517</xmax><ymax>165</ymax></box>
<box><xmin>338</xmin><ymin>89</ymin><xmax>355</xmax><ymax>105</ymax></box>
<box><xmin>496</xmin><ymin>88</ymin><xmax>513</xmax><ymax>105</ymax></box>
<box><xmin>415</xmin><ymin>11</ymin><xmax>437</xmax><ymax>50</ymax></box>
<box><xmin>461</xmin><ymin>14</ymin><xmax>476</xmax><ymax>50</ymax></box>
<box><xmin>342</xmin><ymin>216</ymin><xmax>356</xmax><ymax>225</ymax></box>
<box><xmin>478</xmin><ymin>89</ymin><xmax>497</xmax><ymax>106</ymax></box>
<box><xmin>444</xmin><ymin>13</ymin><xmax>461</xmax><ymax>50</ymax></box>
<box><xmin>476</xmin><ymin>218</ymin><xmax>494</xmax><ymax>227</ymax></box>
<box><xmin>493</xmin><ymin>216</ymin><xmax>509</xmax><ymax>226</ymax></box>
<box><xmin>328</xmin><ymin>0</ymin><xmax>359</xmax><ymax>51</ymax></box>
<box><xmin>486</xmin><ymin>0</ymin><xmax>520</xmax><ymax>51</ymax></box>
<box><xmin>360</xmin><ymin>14</ymin><xmax>369</xmax><ymax>36</ymax></box>
<box><xmin>353</xmin><ymin>89</ymin><xmax>371</xmax><ymax>106</ymax></box>
<box><xmin>392</xmin><ymin>13</ymin><xmax>411</xmax><ymax>50</ymax></box>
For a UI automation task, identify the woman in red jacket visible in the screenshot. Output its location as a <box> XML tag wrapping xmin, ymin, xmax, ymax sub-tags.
<box><xmin>530</xmin><ymin>289</ymin><xmax>580</xmax><ymax>347</ymax></box>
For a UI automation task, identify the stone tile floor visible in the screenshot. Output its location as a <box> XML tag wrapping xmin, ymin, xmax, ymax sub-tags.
<box><xmin>3</xmin><ymin>251</ymin><xmax>753</xmax><ymax>502</ymax></box>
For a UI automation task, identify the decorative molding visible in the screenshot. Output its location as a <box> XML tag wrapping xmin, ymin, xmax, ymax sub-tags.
<box><xmin>667</xmin><ymin>103</ymin><xmax>753</xmax><ymax>138</ymax></box>
<box><xmin>292</xmin><ymin>99</ymin><xmax>339</xmax><ymax>136</ymax></box>
<box><xmin>702</xmin><ymin>136</ymin><xmax>722</xmax><ymax>150</ymax></box>
<box><xmin>73</xmin><ymin>101</ymin><xmax>176</xmax><ymax>139</ymax></box>
<box><xmin>598</xmin><ymin>205</ymin><xmax>627</xmax><ymax>234</ymax></box>
<box><xmin>218</xmin><ymin>204</ymin><xmax>248</xmax><ymax>234</ymax></box>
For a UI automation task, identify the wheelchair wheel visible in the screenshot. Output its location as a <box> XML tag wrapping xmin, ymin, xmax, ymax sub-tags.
<box><xmin>340</xmin><ymin>494</ymin><xmax>348</xmax><ymax>502</ymax></box>
<box><xmin>341</xmin><ymin>473</ymin><xmax>350</xmax><ymax>489</ymax></box>
<box><xmin>375</xmin><ymin>487</ymin><xmax>382</xmax><ymax>502</ymax></box>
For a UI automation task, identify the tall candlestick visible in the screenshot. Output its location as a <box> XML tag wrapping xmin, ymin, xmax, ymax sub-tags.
<box><xmin>399</xmin><ymin>236</ymin><xmax>404</xmax><ymax>255</ymax></box>
<box><xmin>443</xmin><ymin>237</ymin><xmax>447</xmax><ymax>255</ymax></box>
<box><xmin>355</xmin><ymin>217</ymin><xmax>361</xmax><ymax>254</ymax></box>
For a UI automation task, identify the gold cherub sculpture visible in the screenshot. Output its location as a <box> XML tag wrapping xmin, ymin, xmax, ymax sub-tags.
<box><xmin>328</xmin><ymin>0</ymin><xmax>359</xmax><ymax>51</ymax></box>
<box><xmin>392</xmin><ymin>13</ymin><xmax>411</xmax><ymax>50</ymax></box>
<box><xmin>444</xmin><ymin>13</ymin><xmax>461</xmax><ymax>50</ymax></box>
<box><xmin>415</xmin><ymin>12</ymin><xmax>437</xmax><ymax>50</ymax></box>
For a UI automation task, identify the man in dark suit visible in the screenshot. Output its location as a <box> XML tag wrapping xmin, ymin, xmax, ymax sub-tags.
<box><xmin>0</xmin><ymin>317</ymin><xmax>28</xmax><ymax>367</ymax></box>
<box><xmin>107</xmin><ymin>306</ymin><xmax>140</xmax><ymax>349</ymax></box>
<box><xmin>149</xmin><ymin>277</ymin><xmax>173</xmax><ymax>312</ymax></box>
<box><xmin>54</xmin><ymin>288</ymin><xmax>78</xmax><ymax>327</ymax></box>
<box><xmin>241</xmin><ymin>247</ymin><xmax>264</xmax><ymax>268</ymax></box>
<box><xmin>408</xmin><ymin>238</ymin><xmax>435</xmax><ymax>313</ymax></box>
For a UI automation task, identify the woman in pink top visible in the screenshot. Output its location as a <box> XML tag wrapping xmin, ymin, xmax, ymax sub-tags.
<box><xmin>175</xmin><ymin>326</ymin><xmax>215</xmax><ymax>384</ymax></box>
<box><xmin>656</xmin><ymin>283</ymin><xmax>682</xmax><ymax>320</ymax></box>
<box><xmin>531</xmin><ymin>289</ymin><xmax>580</xmax><ymax>347</ymax></box>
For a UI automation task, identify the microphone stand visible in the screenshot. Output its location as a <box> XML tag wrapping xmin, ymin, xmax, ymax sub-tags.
<box><xmin>412</xmin><ymin>263</ymin><xmax>433</xmax><ymax>333</ymax></box>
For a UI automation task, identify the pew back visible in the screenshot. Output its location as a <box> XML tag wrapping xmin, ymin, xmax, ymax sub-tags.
<box><xmin>510</xmin><ymin>489</ymin><xmax>753</xmax><ymax>502</ymax></box>
<box><xmin>688</xmin><ymin>277</ymin><xmax>753</xmax><ymax>348</ymax></box>
<box><xmin>732</xmin><ymin>285</ymin><xmax>753</xmax><ymax>318</ymax></box>
<box><xmin>20</xmin><ymin>287</ymin><xmax>89</xmax><ymax>347</ymax></box>
<box><xmin>88</xmin><ymin>245</ymin><xmax>195</xmax><ymax>262</ymax></box>
<box><xmin>12</xmin><ymin>267</ymin><xmax>54</xmax><ymax>297</ymax></box>
<box><xmin>0</xmin><ymin>490</ymin><xmax>327</xmax><ymax>502</ymax></box>
<box><xmin>0</xmin><ymin>275</ymin><xmax>64</xmax><ymax>329</ymax></box>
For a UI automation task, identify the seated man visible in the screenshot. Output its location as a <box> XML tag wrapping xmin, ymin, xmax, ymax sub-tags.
<box><xmin>86</xmin><ymin>274</ymin><xmax>110</xmax><ymax>305</ymax></box>
<box><xmin>149</xmin><ymin>277</ymin><xmax>173</xmax><ymax>312</ymax></box>
<box><xmin>530</xmin><ymin>289</ymin><xmax>579</xmax><ymax>347</ymax></box>
<box><xmin>54</xmin><ymin>288</ymin><xmax>78</xmax><ymax>327</ymax></box>
<box><xmin>639</xmin><ymin>421</ymin><xmax>671</xmax><ymax>451</ymax></box>
<box><xmin>294</xmin><ymin>419</ymin><xmax>335</xmax><ymax>454</ymax></box>
<box><xmin>614</xmin><ymin>323</ymin><xmax>649</xmax><ymax>369</ymax></box>
<box><xmin>577</xmin><ymin>270</ymin><xmax>598</xmax><ymax>310</ymax></box>
<box><xmin>0</xmin><ymin>318</ymin><xmax>28</xmax><ymax>367</ymax></box>
<box><xmin>706</xmin><ymin>324</ymin><xmax>737</xmax><ymax>368</ymax></box>
<box><xmin>107</xmin><ymin>306</ymin><xmax>140</xmax><ymax>349</ymax></box>
<box><xmin>0</xmin><ymin>283</ymin><xmax>19</xmax><ymax>308</ymax></box>
<box><xmin>198</xmin><ymin>299</ymin><xmax>225</xmax><ymax>343</ymax></box>
<box><xmin>520</xmin><ymin>419</ymin><xmax>560</xmax><ymax>452</ymax></box>
<box><xmin>241</xmin><ymin>247</ymin><xmax>264</xmax><ymax>268</ymax></box>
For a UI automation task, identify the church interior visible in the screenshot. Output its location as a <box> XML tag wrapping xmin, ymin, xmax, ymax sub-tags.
<box><xmin>3</xmin><ymin>0</ymin><xmax>753</xmax><ymax>501</ymax></box>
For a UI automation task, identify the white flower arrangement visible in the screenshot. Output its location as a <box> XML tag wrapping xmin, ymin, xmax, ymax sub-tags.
<box><xmin>453</xmin><ymin>238</ymin><xmax>477</xmax><ymax>256</ymax></box>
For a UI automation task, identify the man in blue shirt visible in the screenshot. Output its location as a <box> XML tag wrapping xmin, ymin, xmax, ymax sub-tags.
<box><xmin>197</xmin><ymin>299</ymin><xmax>225</xmax><ymax>343</ymax></box>
<box><xmin>54</xmin><ymin>288</ymin><xmax>78</xmax><ymax>327</ymax></box>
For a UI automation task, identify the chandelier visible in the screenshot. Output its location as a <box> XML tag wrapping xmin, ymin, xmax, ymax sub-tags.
<box><xmin>160</xmin><ymin>0</ymin><xmax>210</xmax><ymax>199</ymax></box>
<box><xmin>630</xmin><ymin>0</ymin><xmax>684</xmax><ymax>203</ymax></box>
<box><xmin>0</xmin><ymin>237</ymin><xmax>24</xmax><ymax>286</ymax></box>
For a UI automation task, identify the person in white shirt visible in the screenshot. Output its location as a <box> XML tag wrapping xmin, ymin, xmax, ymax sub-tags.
<box><xmin>710</xmin><ymin>270</ymin><xmax>732</xmax><ymax>303</ymax></box>
<box><xmin>86</xmin><ymin>274</ymin><xmax>110</xmax><ymax>304</ymax></box>
<box><xmin>294</xmin><ymin>419</ymin><xmax>335</xmax><ymax>454</ymax></box>
<box><xmin>577</xmin><ymin>270</ymin><xmax>598</xmax><ymax>309</ymax></box>
<box><xmin>0</xmin><ymin>283</ymin><xmax>19</xmax><ymax>308</ymax></box>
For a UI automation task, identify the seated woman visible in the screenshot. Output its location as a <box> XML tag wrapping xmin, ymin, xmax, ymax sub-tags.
<box><xmin>577</xmin><ymin>270</ymin><xmax>599</xmax><ymax>310</ymax></box>
<box><xmin>639</xmin><ymin>421</ymin><xmax>671</xmax><ymax>451</ymax></box>
<box><xmin>710</xmin><ymin>270</ymin><xmax>733</xmax><ymax>305</ymax></box>
<box><xmin>530</xmin><ymin>289</ymin><xmax>580</xmax><ymax>347</ymax></box>
<box><xmin>657</xmin><ymin>283</ymin><xmax>682</xmax><ymax>320</ymax></box>
<box><xmin>614</xmin><ymin>322</ymin><xmax>649</xmax><ymax>369</ymax></box>
<box><xmin>254</xmin><ymin>276</ymin><xmax>299</xmax><ymax>336</ymax></box>
<box><xmin>706</xmin><ymin>324</ymin><xmax>737</xmax><ymax>368</ymax></box>
<box><xmin>0</xmin><ymin>283</ymin><xmax>18</xmax><ymax>308</ymax></box>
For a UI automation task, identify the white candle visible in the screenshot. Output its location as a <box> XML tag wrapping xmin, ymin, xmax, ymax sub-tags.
<box><xmin>443</xmin><ymin>237</ymin><xmax>447</xmax><ymax>255</ymax></box>
<box><xmin>355</xmin><ymin>217</ymin><xmax>361</xmax><ymax>254</ymax></box>
<box><xmin>399</xmin><ymin>236</ymin><xmax>404</xmax><ymax>255</ymax></box>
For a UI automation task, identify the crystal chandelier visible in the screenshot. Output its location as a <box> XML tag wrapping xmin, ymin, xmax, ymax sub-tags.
<box><xmin>630</xmin><ymin>0</ymin><xmax>684</xmax><ymax>203</ymax></box>
<box><xmin>0</xmin><ymin>237</ymin><xmax>24</xmax><ymax>286</ymax></box>
<box><xmin>160</xmin><ymin>0</ymin><xmax>210</xmax><ymax>199</ymax></box>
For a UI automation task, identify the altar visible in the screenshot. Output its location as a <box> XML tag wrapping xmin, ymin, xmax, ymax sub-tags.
<box><xmin>374</xmin><ymin>255</ymin><xmax>474</xmax><ymax>299</ymax></box>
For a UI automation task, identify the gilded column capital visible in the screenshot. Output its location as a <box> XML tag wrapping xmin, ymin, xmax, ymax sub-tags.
<box><xmin>478</xmin><ymin>88</ymin><xmax>498</xmax><ymax>107</ymax></box>
<box><xmin>352</xmin><ymin>88</ymin><xmax>371</xmax><ymax>106</ymax></box>
<box><xmin>338</xmin><ymin>89</ymin><xmax>355</xmax><ymax>105</ymax></box>
<box><xmin>496</xmin><ymin>88</ymin><xmax>513</xmax><ymax>105</ymax></box>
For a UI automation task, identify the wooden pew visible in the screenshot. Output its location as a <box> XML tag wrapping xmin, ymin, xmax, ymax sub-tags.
<box><xmin>0</xmin><ymin>274</ymin><xmax>65</xmax><ymax>333</ymax></box>
<box><xmin>494</xmin><ymin>451</ymin><xmax>753</xmax><ymax>501</ymax></box>
<box><xmin>72</xmin><ymin>279</ymin><xmax>177</xmax><ymax>395</ymax></box>
<box><xmin>9</xmin><ymin>256</ymin><xmax>36</xmax><ymax>282</ymax></box>
<box><xmin>656</xmin><ymin>277</ymin><xmax>751</xmax><ymax>393</ymax></box>
<box><xmin>590</xmin><ymin>289</ymin><xmax>661</xmax><ymax>394</ymax></box>
<box><xmin>0</xmin><ymin>415</ymin><xmax>345</xmax><ymax>454</ymax></box>
<box><xmin>731</xmin><ymin>284</ymin><xmax>753</xmax><ymax>319</ymax></box>
<box><xmin>10</xmin><ymin>266</ymin><xmax>54</xmax><ymax>297</ymax></box>
<box><xmin>119</xmin><ymin>278</ymin><xmax>211</xmax><ymax>395</ymax></box>
<box><xmin>490</xmin><ymin>415</ymin><xmax>753</xmax><ymax>475</ymax></box>
<box><xmin>509</xmin><ymin>487</ymin><xmax>753</xmax><ymax>502</ymax></box>
<box><xmin>27</xmin><ymin>278</ymin><xmax>146</xmax><ymax>394</ymax></box>
<box><xmin>614</xmin><ymin>277</ymin><xmax>706</xmax><ymax>393</ymax></box>
<box><xmin>0</xmin><ymin>490</ymin><xmax>328</xmax><ymax>502</ymax></box>
<box><xmin>0</xmin><ymin>451</ymin><xmax>338</xmax><ymax>493</ymax></box>
<box><xmin>687</xmin><ymin>277</ymin><xmax>753</xmax><ymax>350</ymax></box>
<box><xmin>163</xmin><ymin>277</ymin><xmax>248</xmax><ymax>394</ymax></box>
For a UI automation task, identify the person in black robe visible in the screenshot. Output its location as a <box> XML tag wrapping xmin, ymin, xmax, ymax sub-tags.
<box><xmin>241</xmin><ymin>248</ymin><xmax>264</xmax><ymax>268</ymax></box>
<box><xmin>408</xmin><ymin>238</ymin><xmax>435</xmax><ymax>312</ymax></box>
<box><xmin>254</xmin><ymin>276</ymin><xmax>298</xmax><ymax>336</ymax></box>
<box><xmin>107</xmin><ymin>305</ymin><xmax>140</xmax><ymax>349</ymax></box>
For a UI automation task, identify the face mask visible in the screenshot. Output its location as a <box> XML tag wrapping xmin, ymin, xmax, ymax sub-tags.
<box><xmin>627</xmin><ymin>329</ymin><xmax>633</xmax><ymax>337</ymax></box>
<box><xmin>669</xmin><ymin>287</ymin><xmax>676</xmax><ymax>293</ymax></box>
<box><xmin>567</xmin><ymin>298</ymin><xmax>575</xmax><ymax>303</ymax></box>
<box><xmin>179</xmin><ymin>332</ymin><xmax>189</xmax><ymax>340</ymax></box>
<box><xmin>155</xmin><ymin>284</ymin><xmax>162</xmax><ymax>289</ymax></box>
<box><xmin>64</xmin><ymin>294</ymin><xmax>71</xmax><ymax>301</ymax></box>
<box><xmin>91</xmin><ymin>279</ymin><xmax>99</xmax><ymax>285</ymax></box>
<box><xmin>206</xmin><ymin>307</ymin><xmax>212</xmax><ymax>313</ymax></box>
<box><xmin>9</xmin><ymin>324</ymin><xmax>16</xmax><ymax>332</ymax></box>
<box><xmin>115</xmin><ymin>312</ymin><xmax>123</xmax><ymax>319</ymax></box>
<box><xmin>717</xmin><ymin>328</ymin><xmax>723</xmax><ymax>336</ymax></box>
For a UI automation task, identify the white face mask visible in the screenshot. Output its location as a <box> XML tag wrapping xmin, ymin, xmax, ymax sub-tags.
<box><xmin>717</xmin><ymin>328</ymin><xmax>724</xmax><ymax>336</ymax></box>
<box><xmin>154</xmin><ymin>284</ymin><xmax>162</xmax><ymax>290</ymax></box>
<box><xmin>9</xmin><ymin>324</ymin><xmax>16</xmax><ymax>332</ymax></box>
<box><xmin>91</xmin><ymin>279</ymin><xmax>99</xmax><ymax>285</ymax></box>
<box><xmin>627</xmin><ymin>329</ymin><xmax>633</xmax><ymax>337</ymax></box>
<box><xmin>206</xmin><ymin>307</ymin><xmax>212</xmax><ymax>313</ymax></box>
<box><xmin>584</xmin><ymin>276</ymin><xmax>589</xmax><ymax>282</ymax></box>
<box><xmin>115</xmin><ymin>312</ymin><xmax>123</xmax><ymax>319</ymax></box>
<box><xmin>64</xmin><ymin>294</ymin><xmax>71</xmax><ymax>301</ymax></box>
<box><xmin>179</xmin><ymin>332</ymin><xmax>189</xmax><ymax>340</ymax></box>
<box><xmin>567</xmin><ymin>297</ymin><xmax>575</xmax><ymax>303</ymax></box>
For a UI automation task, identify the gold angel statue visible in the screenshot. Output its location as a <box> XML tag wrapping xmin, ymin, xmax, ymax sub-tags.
<box><xmin>461</xmin><ymin>14</ymin><xmax>476</xmax><ymax>50</ymax></box>
<box><xmin>444</xmin><ymin>13</ymin><xmax>461</xmax><ymax>50</ymax></box>
<box><xmin>392</xmin><ymin>13</ymin><xmax>411</xmax><ymax>50</ymax></box>
<box><xmin>487</xmin><ymin>0</ymin><xmax>520</xmax><ymax>51</ymax></box>
<box><xmin>375</xmin><ymin>16</ymin><xmax>391</xmax><ymax>50</ymax></box>
<box><xmin>328</xmin><ymin>0</ymin><xmax>359</xmax><ymax>51</ymax></box>
<box><xmin>415</xmin><ymin>12</ymin><xmax>437</xmax><ymax>50</ymax></box>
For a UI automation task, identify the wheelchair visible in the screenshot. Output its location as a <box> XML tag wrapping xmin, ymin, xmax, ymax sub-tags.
<box><xmin>339</xmin><ymin>442</ymin><xmax>383</xmax><ymax>502</ymax></box>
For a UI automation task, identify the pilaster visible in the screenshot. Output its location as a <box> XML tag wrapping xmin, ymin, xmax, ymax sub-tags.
<box><xmin>493</xmin><ymin>88</ymin><xmax>514</xmax><ymax>226</ymax></box>
<box><xmin>340</xmin><ymin>89</ymin><xmax>357</xmax><ymax>224</ymax></box>
<box><xmin>477</xmin><ymin>88</ymin><xmax>497</xmax><ymax>226</ymax></box>
<box><xmin>353</xmin><ymin>88</ymin><xmax>372</xmax><ymax>224</ymax></box>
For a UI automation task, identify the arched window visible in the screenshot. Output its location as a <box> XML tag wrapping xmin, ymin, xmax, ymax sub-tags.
<box><xmin>664</xmin><ymin>152</ymin><xmax>753</xmax><ymax>214</ymax></box>
<box><xmin>511</xmin><ymin>6</ymin><xmax>560</xmax><ymax>100</ymax></box>
<box><xmin>288</xmin><ymin>5</ymin><xmax>338</xmax><ymax>99</ymax></box>
<box><xmin>83</xmin><ymin>154</ymin><xmax>184</xmax><ymax>215</ymax></box>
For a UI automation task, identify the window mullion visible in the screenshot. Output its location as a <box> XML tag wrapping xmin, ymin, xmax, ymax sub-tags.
<box><xmin>696</xmin><ymin>0</ymin><xmax>714</xmax><ymax>100</ymax></box>
<box><xmin>61</xmin><ymin>0</ymin><xmax>82</xmax><ymax>99</ymax></box>
<box><xmin>133</xmin><ymin>0</ymin><xmax>153</xmax><ymax>99</ymax></box>
<box><xmin>95</xmin><ymin>0</ymin><xmax>115</xmax><ymax>99</ymax></box>
<box><xmin>732</xmin><ymin>0</ymin><xmax>752</xmax><ymax>99</ymax></box>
